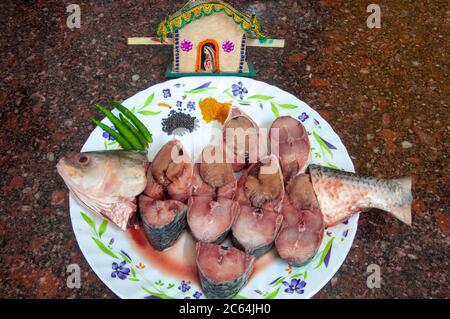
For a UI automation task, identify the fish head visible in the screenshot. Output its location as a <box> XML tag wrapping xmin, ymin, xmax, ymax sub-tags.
<box><xmin>57</xmin><ymin>151</ymin><xmax>148</xmax><ymax>196</ymax></box>
<box><xmin>56</xmin><ymin>152</ymin><xmax>111</xmax><ymax>193</ymax></box>
<box><xmin>56</xmin><ymin>151</ymin><xmax>148</xmax><ymax>230</ymax></box>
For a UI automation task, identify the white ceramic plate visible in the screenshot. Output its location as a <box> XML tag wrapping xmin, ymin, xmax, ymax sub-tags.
<box><xmin>70</xmin><ymin>76</ymin><xmax>358</xmax><ymax>299</ymax></box>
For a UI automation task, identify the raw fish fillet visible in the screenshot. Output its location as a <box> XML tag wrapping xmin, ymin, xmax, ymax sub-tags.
<box><xmin>232</xmin><ymin>205</ymin><xmax>283</xmax><ymax>257</ymax></box>
<box><xmin>223</xmin><ymin>107</ymin><xmax>265</xmax><ymax>172</ymax></box>
<box><xmin>270</xmin><ymin>116</ymin><xmax>310</xmax><ymax>182</ymax></box>
<box><xmin>139</xmin><ymin>195</ymin><xmax>187</xmax><ymax>251</ymax></box>
<box><xmin>144</xmin><ymin>139</ymin><xmax>193</xmax><ymax>203</ymax></box>
<box><xmin>188</xmin><ymin>196</ymin><xmax>238</xmax><ymax>244</ymax></box>
<box><xmin>235</xmin><ymin>154</ymin><xmax>285</xmax><ymax>213</ymax></box>
<box><xmin>196</xmin><ymin>242</ymin><xmax>254</xmax><ymax>299</ymax></box>
<box><xmin>191</xmin><ymin>145</ymin><xmax>237</xmax><ymax>199</ymax></box>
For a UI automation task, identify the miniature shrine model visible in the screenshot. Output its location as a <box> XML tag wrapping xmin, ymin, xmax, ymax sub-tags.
<box><xmin>128</xmin><ymin>0</ymin><xmax>285</xmax><ymax>77</ymax></box>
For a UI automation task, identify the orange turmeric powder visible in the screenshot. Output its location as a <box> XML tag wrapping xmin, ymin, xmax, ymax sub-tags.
<box><xmin>199</xmin><ymin>98</ymin><xmax>232</xmax><ymax>125</ymax></box>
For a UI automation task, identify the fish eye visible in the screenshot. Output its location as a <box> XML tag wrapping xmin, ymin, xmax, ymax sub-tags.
<box><xmin>178</xmin><ymin>148</ymin><xmax>183</xmax><ymax>156</ymax></box>
<box><xmin>79</xmin><ymin>155</ymin><xmax>88</xmax><ymax>164</ymax></box>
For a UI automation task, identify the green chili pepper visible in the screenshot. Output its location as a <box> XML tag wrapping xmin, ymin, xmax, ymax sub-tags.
<box><xmin>108</xmin><ymin>100</ymin><xmax>153</xmax><ymax>142</ymax></box>
<box><xmin>119</xmin><ymin>113</ymin><xmax>148</xmax><ymax>150</ymax></box>
<box><xmin>91</xmin><ymin>118</ymin><xmax>132</xmax><ymax>150</ymax></box>
<box><xmin>94</xmin><ymin>103</ymin><xmax>144</xmax><ymax>150</ymax></box>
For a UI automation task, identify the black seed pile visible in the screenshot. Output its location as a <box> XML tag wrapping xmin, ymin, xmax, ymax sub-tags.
<box><xmin>161</xmin><ymin>110</ymin><xmax>199</xmax><ymax>136</ymax></box>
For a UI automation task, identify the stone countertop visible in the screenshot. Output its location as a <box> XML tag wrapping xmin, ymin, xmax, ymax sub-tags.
<box><xmin>0</xmin><ymin>0</ymin><xmax>448</xmax><ymax>298</ymax></box>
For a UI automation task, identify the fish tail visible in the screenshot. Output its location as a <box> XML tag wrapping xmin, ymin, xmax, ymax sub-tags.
<box><xmin>389</xmin><ymin>177</ymin><xmax>413</xmax><ymax>226</ymax></box>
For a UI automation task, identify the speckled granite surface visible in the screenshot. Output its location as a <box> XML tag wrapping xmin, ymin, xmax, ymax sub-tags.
<box><xmin>0</xmin><ymin>0</ymin><xmax>448</xmax><ymax>299</ymax></box>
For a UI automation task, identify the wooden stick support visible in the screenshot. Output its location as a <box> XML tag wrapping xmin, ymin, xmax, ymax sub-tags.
<box><xmin>127</xmin><ymin>37</ymin><xmax>174</xmax><ymax>45</ymax></box>
<box><xmin>247</xmin><ymin>38</ymin><xmax>285</xmax><ymax>48</ymax></box>
<box><xmin>127</xmin><ymin>37</ymin><xmax>285</xmax><ymax>48</ymax></box>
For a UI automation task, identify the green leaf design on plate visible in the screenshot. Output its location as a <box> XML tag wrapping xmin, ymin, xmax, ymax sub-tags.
<box><xmin>271</xmin><ymin>102</ymin><xmax>280</xmax><ymax>118</ymax></box>
<box><xmin>233</xmin><ymin>295</ymin><xmax>247</xmax><ymax>299</ymax></box>
<box><xmin>304</xmin><ymin>271</ymin><xmax>308</xmax><ymax>280</ymax></box>
<box><xmin>130</xmin><ymin>267</ymin><xmax>137</xmax><ymax>278</ymax></box>
<box><xmin>92</xmin><ymin>237</ymin><xmax>118</xmax><ymax>259</ymax></box>
<box><xmin>103</xmin><ymin>140</ymin><xmax>108</xmax><ymax>150</ymax></box>
<box><xmin>98</xmin><ymin>220</ymin><xmax>107</xmax><ymax>238</ymax></box>
<box><xmin>81</xmin><ymin>212</ymin><xmax>96</xmax><ymax>234</ymax></box>
<box><xmin>143</xmin><ymin>93</ymin><xmax>155</xmax><ymax>108</ymax></box>
<box><xmin>326</xmin><ymin>162</ymin><xmax>338</xmax><ymax>169</ymax></box>
<box><xmin>154</xmin><ymin>280</ymin><xmax>164</xmax><ymax>286</ymax></box>
<box><xmin>185</xmin><ymin>87</ymin><xmax>217</xmax><ymax>94</ymax></box>
<box><xmin>272</xmin><ymin>276</ymin><xmax>286</xmax><ymax>286</ymax></box>
<box><xmin>129</xmin><ymin>278</ymin><xmax>140</xmax><ymax>282</ymax></box>
<box><xmin>142</xmin><ymin>287</ymin><xmax>175</xmax><ymax>299</ymax></box>
<box><xmin>138</xmin><ymin>110</ymin><xmax>162</xmax><ymax>116</ymax></box>
<box><xmin>313</xmin><ymin>131</ymin><xmax>333</xmax><ymax>158</ymax></box>
<box><xmin>223</xmin><ymin>88</ymin><xmax>234</xmax><ymax>99</ymax></box>
<box><xmin>248</xmin><ymin>94</ymin><xmax>274</xmax><ymax>100</ymax></box>
<box><xmin>225</xmin><ymin>91</ymin><xmax>234</xmax><ymax>99</ymax></box>
<box><xmin>131</xmin><ymin>106</ymin><xmax>136</xmax><ymax>113</ymax></box>
<box><xmin>279</xmin><ymin>103</ymin><xmax>299</xmax><ymax>109</ymax></box>
<box><xmin>119</xmin><ymin>251</ymin><xmax>131</xmax><ymax>263</ymax></box>
<box><xmin>265</xmin><ymin>287</ymin><xmax>281</xmax><ymax>299</ymax></box>
<box><xmin>167</xmin><ymin>283</ymin><xmax>175</xmax><ymax>289</ymax></box>
<box><xmin>314</xmin><ymin>237</ymin><xmax>334</xmax><ymax>269</ymax></box>
<box><xmin>290</xmin><ymin>273</ymin><xmax>304</xmax><ymax>279</ymax></box>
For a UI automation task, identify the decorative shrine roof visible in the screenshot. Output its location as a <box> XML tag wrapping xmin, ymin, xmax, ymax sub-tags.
<box><xmin>157</xmin><ymin>0</ymin><xmax>265</xmax><ymax>41</ymax></box>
